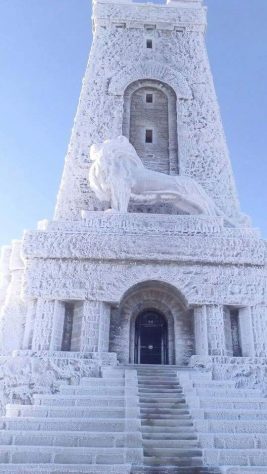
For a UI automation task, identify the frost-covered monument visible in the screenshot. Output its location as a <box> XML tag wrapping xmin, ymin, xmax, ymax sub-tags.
<box><xmin>0</xmin><ymin>0</ymin><xmax>267</xmax><ymax>472</ymax></box>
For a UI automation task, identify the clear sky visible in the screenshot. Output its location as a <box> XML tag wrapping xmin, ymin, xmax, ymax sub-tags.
<box><xmin>0</xmin><ymin>0</ymin><xmax>266</xmax><ymax>247</ymax></box>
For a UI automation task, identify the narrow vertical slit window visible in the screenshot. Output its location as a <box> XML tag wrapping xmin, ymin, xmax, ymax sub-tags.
<box><xmin>61</xmin><ymin>303</ymin><xmax>74</xmax><ymax>351</ymax></box>
<box><xmin>146</xmin><ymin>93</ymin><xmax>153</xmax><ymax>103</ymax></box>
<box><xmin>145</xmin><ymin>129</ymin><xmax>153</xmax><ymax>143</ymax></box>
<box><xmin>146</xmin><ymin>39</ymin><xmax>153</xmax><ymax>49</ymax></box>
<box><xmin>230</xmin><ymin>309</ymin><xmax>242</xmax><ymax>357</ymax></box>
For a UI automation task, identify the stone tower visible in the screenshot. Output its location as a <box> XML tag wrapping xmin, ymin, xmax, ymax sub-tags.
<box><xmin>0</xmin><ymin>1</ymin><xmax>267</xmax><ymax>472</ymax></box>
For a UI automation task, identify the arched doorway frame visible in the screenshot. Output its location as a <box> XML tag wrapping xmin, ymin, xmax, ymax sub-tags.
<box><xmin>109</xmin><ymin>280</ymin><xmax>193</xmax><ymax>365</ymax></box>
<box><xmin>134</xmin><ymin>308</ymin><xmax>168</xmax><ymax>365</ymax></box>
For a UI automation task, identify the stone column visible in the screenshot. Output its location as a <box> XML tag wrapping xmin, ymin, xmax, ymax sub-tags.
<box><xmin>250</xmin><ymin>305</ymin><xmax>267</xmax><ymax>357</ymax></box>
<box><xmin>80</xmin><ymin>301</ymin><xmax>110</xmax><ymax>352</ymax></box>
<box><xmin>194</xmin><ymin>306</ymin><xmax>209</xmax><ymax>356</ymax></box>
<box><xmin>50</xmin><ymin>301</ymin><xmax>66</xmax><ymax>351</ymax></box>
<box><xmin>31</xmin><ymin>299</ymin><xmax>59</xmax><ymax>351</ymax></box>
<box><xmin>22</xmin><ymin>299</ymin><xmax>37</xmax><ymax>349</ymax></box>
<box><xmin>206</xmin><ymin>305</ymin><xmax>227</xmax><ymax>356</ymax></box>
<box><xmin>194</xmin><ymin>305</ymin><xmax>227</xmax><ymax>356</ymax></box>
<box><xmin>238</xmin><ymin>307</ymin><xmax>255</xmax><ymax>357</ymax></box>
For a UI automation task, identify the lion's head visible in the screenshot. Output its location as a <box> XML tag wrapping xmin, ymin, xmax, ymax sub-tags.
<box><xmin>90</xmin><ymin>135</ymin><xmax>141</xmax><ymax>165</ymax></box>
<box><xmin>89</xmin><ymin>136</ymin><xmax>143</xmax><ymax>205</ymax></box>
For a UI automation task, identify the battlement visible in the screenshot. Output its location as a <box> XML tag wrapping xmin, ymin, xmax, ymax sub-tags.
<box><xmin>93</xmin><ymin>0</ymin><xmax>202</xmax><ymax>6</ymax></box>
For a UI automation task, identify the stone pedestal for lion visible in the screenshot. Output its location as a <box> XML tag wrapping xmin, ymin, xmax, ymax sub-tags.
<box><xmin>0</xmin><ymin>0</ymin><xmax>266</xmax><ymax>472</ymax></box>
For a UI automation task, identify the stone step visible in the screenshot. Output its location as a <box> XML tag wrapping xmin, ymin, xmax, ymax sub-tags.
<box><xmin>222</xmin><ymin>468</ymin><xmax>267</xmax><ymax>473</ymax></box>
<box><xmin>143</xmin><ymin>439</ymin><xmax>199</xmax><ymax>449</ymax></box>
<box><xmin>0</xmin><ymin>465</ymin><xmax>132</xmax><ymax>474</ymax></box>
<box><xmin>133</xmin><ymin>468</ymin><xmax>220</xmax><ymax>474</ymax></box>
<box><xmin>139</xmin><ymin>389</ymin><xmax>184</xmax><ymax>395</ymax></box>
<box><xmin>0</xmin><ymin>417</ymin><xmax>139</xmax><ymax>432</ymax></box>
<box><xmin>200</xmin><ymin>398</ymin><xmax>267</xmax><ymax>410</ymax></box>
<box><xmin>195</xmin><ymin>419</ymin><xmax>267</xmax><ymax>433</ymax></box>
<box><xmin>138</xmin><ymin>377</ymin><xmax>181</xmax><ymax>389</ymax></box>
<box><xmin>139</xmin><ymin>393</ymin><xmax>186</xmax><ymax>403</ymax></box>
<box><xmin>195</xmin><ymin>388</ymin><xmax>262</xmax><ymax>398</ymax></box>
<box><xmin>142</xmin><ymin>432</ymin><xmax>198</xmax><ymax>441</ymax></box>
<box><xmin>143</xmin><ymin>447</ymin><xmax>202</xmax><ymax>458</ymax></box>
<box><xmin>79</xmin><ymin>378</ymin><xmax>124</xmax><ymax>386</ymax></box>
<box><xmin>60</xmin><ymin>387</ymin><xmax>124</xmax><ymax>396</ymax></box>
<box><xmin>204</xmin><ymin>448</ymin><xmax>267</xmax><ymax>466</ymax></box>
<box><xmin>199</xmin><ymin>432</ymin><xmax>267</xmax><ymax>449</ymax></box>
<box><xmin>0</xmin><ymin>445</ymin><xmax>141</xmax><ymax>464</ymax></box>
<box><xmin>141</xmin><ymin>414</ymin><xmax>191</xmax><ymax>421</ymax></box>
<box><xmin>138</xmin><ymin>374</ymin><xmax>179</xmax><ymax>384</ymax></box>
<box><xmin>6</xmin><ymin>405</ymin><xmax>129</xmax><ymax>419</ymax></box>
<box><xmin>142</xmin><ymin>425</ymin><xmax>196</xmax><ymax>434</ymax></box>
<box><xmin>140</xmin><ymin>402</ymin><xmax>189</xmax><ymax>410</ymax></box>
<box><xmin>0</xmin><ymin>430</ymin><xmax>142</xmax><ymax>448</ymax></box>
<box><xmin>33</xmin><ymin>394</ymin><xmax>126</xmax><ymax>408</ymax></box>
<box><xmin>140</xmin><ymin>408</ymin><xmax>190</xmax><ymax>415</ymax></box>
<box><xmin>141</xmin><ymin>418</ymin><xmax>193</xmax><ymax>427</ymax></box>
<box><xmin>137</xmin><ymin>372</ymin><xmax>178</xmax><ymax>376</ymax></box>
<box><xmin>199</xmin><ymin>408</ymin><xmax>267</xmax><ymax>421</ymax></box>
<box><xmin>139</xmin><ymin>385</ymin><xmax>182</xmax><ymax>390</ymax></box>
<box><xmin>144</xmin><ymin>456</ymin><xmax>203</xmax><ymax>467</ymax></box>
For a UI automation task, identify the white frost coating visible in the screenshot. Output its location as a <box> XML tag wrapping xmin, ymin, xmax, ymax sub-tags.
<box><xmin>0</xmin><ymin>1</ymin><xmax>266</xmax><ymax>471</ymax></box>
<box><xmin>89</xmin><ymin>136</ymin><xmax>219</xmax><ymax>215</ymax></box>
<box><xmin>54</xmin><ymin>0</ymin><xmax>243</xmax><ymax>223</ymax></box>
<box><xmin>108</xmin><ymin>60</ymin><xmax>192</xmax><ymax>98</ymax></box>
<box><xmin>0</xmin><ymin>241</ymin><xmax>26</xmax><ymax>353</ymax></box>
<box><xmin>0</xmin><ymin>245</ymin><xmax>12</xmax><ymax>309</ymax></box>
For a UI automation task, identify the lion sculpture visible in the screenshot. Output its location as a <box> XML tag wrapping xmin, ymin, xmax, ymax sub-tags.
<box><xmin>89</xmin><ymin>135</ymin><xmax>219</xmax><ymax>216</ymax></box>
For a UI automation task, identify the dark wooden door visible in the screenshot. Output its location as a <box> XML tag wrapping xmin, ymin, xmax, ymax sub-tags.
<box><xmin>134</xmin><ymin>310</ymin><xmax>168</xmax><ymax>364</ymax></box>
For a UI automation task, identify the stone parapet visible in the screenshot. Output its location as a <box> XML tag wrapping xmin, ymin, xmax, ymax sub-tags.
<box><xmin>94</xmin><ymin>0</ymin><xmax>206</xmax><ymax>32</ymax></box>
<box><xmin>190</xmin><ymin>355</ymin><xmax>267</xmax><ymax>394</ymax></box>
<box><xmin>0</xmin><ymin>351</ymin><xmax>117</xmax><ymax>416</ymax></box>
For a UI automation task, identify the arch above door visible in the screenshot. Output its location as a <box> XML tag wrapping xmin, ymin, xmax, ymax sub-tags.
<box><xmin>109</xmin><ymin>280</ymin><xmax>194</xmax><ymax>366</ymax></box>
<box><xmin>108</xmin><ymin>60</ymin><xmax>192</xmax><ymax>100</ymax></box>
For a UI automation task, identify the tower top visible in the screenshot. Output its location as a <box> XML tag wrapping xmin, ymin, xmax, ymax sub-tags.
<box><xmin>93</xmin><ymin>0</ymin><xmax>202</xmax><ymax>5</ymax></box>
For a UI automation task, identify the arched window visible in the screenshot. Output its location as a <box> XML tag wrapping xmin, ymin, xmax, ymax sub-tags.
<box><xmin>123</xmin><ymin>79</ymin><xmax>178</xmax><ymax>175</ymax></box>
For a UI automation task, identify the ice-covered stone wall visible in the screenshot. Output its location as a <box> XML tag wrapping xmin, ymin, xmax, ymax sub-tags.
<box><xmin>54</xmin><ymin>0</ymin><xmax>243</xmax><ymax>223</ymax></box>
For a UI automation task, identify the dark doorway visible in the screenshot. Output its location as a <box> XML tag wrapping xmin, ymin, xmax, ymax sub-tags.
<box><xmin>134</xmin><ymin>310</ymin><xmax>168</xmax><ymax>364</ymax></box>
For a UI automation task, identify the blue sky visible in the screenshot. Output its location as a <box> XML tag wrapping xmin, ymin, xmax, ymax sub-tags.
<box><xmin>0</xmin><ymin>0</ymin><xmax>266</xmax><ymax>247</ymax></box>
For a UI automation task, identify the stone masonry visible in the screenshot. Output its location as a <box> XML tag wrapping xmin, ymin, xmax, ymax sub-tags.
<box><xmin>0</xmin><ymin>0</ymin><xmax>266</xmax><ymax>472</ymax></box>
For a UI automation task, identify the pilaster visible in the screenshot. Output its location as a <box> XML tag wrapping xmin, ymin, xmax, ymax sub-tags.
<box><xmin>31</xmin><ymin>299</ymin><xmax>58</xmax><ymax>351</ymax></box>
<box><xmin>250</xmin><ymin>305</ymin><xmax>267</xmax><ymax>357</ymax></box>
<box><xmin>206</xmin><ymin>305</ymin><xmax>227</xmax><ymax>356</ymax></box>
<box><xmin>194</xmin><ymin>305</ymin><xmax>227</xmax><ymax>356</ymax></box>
<box><xmin>194</xmin><ymin>306</ymin><xmax>209</xmax><ymax>355</ymax></box>
<box><xmin>80</xmin><ymin>301</ymin><xmax>111</xmax><ymax>352</ymax></box>
<box><xmin>238</xmin><ymin>306</ymin><xmax>255</xmax><ymax>357</ymax></box>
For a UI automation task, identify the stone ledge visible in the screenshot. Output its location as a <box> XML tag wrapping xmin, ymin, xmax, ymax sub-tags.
<box><xmin>23</xmin><ymin>214</ymin><xmax>264</xmax><ymax>266</ymax></box>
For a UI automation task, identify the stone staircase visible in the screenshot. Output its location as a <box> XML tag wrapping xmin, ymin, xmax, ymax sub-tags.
<box><xmin>179</xmin><ymin>371</ymin><xmax>267</xmax><ymax>473</ymax></box>
<box><xmin>0</xmin><ymin>365</ymin><xmax>266</xmax><ymax>473</ymax></box>
<box><xmin>135</xmin><ymin>365</ymin><xmax>220</xmax><ymax>474</ymax></box>
<box><xmin>0</xmin><ymin>368</ymin><xmax>143</xmax><ymax>473</ymax></box>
